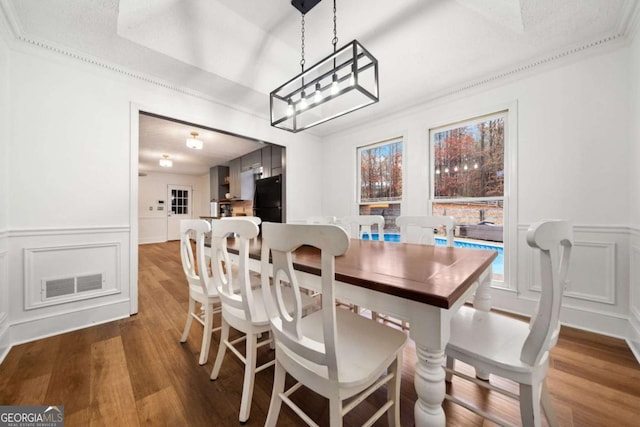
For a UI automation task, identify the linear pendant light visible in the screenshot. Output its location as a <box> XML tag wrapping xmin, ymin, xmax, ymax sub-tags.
<box><xmin>270</xmin><ymin>0</ymin><xmax>379</xmax><ymax>133</ymax></box>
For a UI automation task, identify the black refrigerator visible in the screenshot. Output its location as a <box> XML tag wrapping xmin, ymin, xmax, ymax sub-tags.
<box><xmin>253</xmin><ymin>174</ymin><xmax>282</xmax><ymax>223</ymax></box>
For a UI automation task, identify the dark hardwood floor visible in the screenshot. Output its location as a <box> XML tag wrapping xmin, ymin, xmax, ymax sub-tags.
<box><xmin>1</xmin><ymin>241</ymin><xmax>639</xmax><ymax>426</ymax></box>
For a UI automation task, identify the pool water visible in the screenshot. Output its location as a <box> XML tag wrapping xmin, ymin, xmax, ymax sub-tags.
<box><xmin>363</xmin><ymin>233</ymin><xmax>504</xmax><ymax>275</ymax></box>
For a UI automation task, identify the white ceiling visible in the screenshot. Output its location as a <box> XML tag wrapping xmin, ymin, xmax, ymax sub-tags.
<box><xmin>138</xmin><ymin>113</ymin><xmax>265</xmax><ymax>176</ymax></box>
<box><xmin>1</xmin><ymin>0</ymin><xmax>637</xmax><ymax>174</ymax></box>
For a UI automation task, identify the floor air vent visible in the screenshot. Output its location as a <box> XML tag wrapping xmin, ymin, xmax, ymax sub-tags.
<box><xmin>45</xmin><ymin>278</ymin><xmax>75</xmax><ymax>298</ymax></box>
<box><xmin>43</xmin><ymin>273</ymin><xmax>104</xmax><ymax>300</ymax></box>
<box><xmin>78</xmin><ymin>273</ymin><xmax>103</xmax><ymax>292</ymax></box>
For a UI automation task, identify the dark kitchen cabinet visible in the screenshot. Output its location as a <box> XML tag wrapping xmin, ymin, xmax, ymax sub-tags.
<box><xmin>209</xmin><ymin>166</ymin><xmax>230</xmax><ymax>201</ymax></box>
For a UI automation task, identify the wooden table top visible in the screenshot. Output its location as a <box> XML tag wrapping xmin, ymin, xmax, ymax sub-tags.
<box><xmin>227</xmin><ymin>237</ymin><xmax>497</xmax><ymax>309</ymax></box>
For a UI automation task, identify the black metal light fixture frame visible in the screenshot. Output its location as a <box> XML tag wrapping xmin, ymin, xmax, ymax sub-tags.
<box><xmin>270</xmin><ymin>1</ymin><xmax>379</xmax><ymax>133</ymax></box>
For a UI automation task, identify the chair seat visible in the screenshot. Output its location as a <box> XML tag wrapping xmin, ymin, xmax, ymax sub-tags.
<box><xmin>188</xmin><ymin>283</ymin><xmax>218</xmax><ymax>300</ymax></box>
<box><xmin>189</xmin><ymin>264</ymin><xmax>258</xmax><ymax>300</ymax></box>
<box><xmin>222</xmin><ymin>282</ymin><xmax>317</xmax><ymax>330</ymax></box>
<box><xmin>447</xmin><ymin>306</ymin><xmax>535</xmax><ymax>376</ymax></box>
<box><xmin>278</xmin><ymin>308</ymin><xmax>407</xmax><ymax>396</ymax></box>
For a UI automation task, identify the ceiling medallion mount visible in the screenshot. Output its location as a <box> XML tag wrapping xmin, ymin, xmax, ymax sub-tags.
<box><xmin>290</xmin><ymin>0</ymin><xmax>322</xmax><ymax>14</ymax></box>
<box><xmin>271</xmin><ymin>0</ymin><xmax>379</xmax><ymax>133</ymax></box>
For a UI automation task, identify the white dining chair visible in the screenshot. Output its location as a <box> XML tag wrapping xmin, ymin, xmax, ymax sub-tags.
<box><xmin>444</xmin><ymin>219</ymin><xmax>573</xmax><ymax>427</ymax></box>
<box><xmin>260</xmin><ymin>223</ymin><xmax>407</xmax><ymax>427</ymax></box>
<box><xmin>205</xmin><ymin>218</ymin><xmax>316</xmax><ymax>423</ymax></box>
<box><xmin>306</xmin><ymin>215</ymin><xmax>337</xmax><ymax>225</ymax></box>
<box><xmin>222</xmin><ymin>214</ymin><xmax>262</xmax><ymax>244</ymax></box>
<box><xmin>335</xmin><ymin>215</ymin><xmax>385</xmax><ymax>315</ymax></box>
<box><xmin>373</xmin><ymin>215</ymin><xmax>457</xmax><ymax>328</ymax></box>
<box><xmin>179</xmin><ymin>219</ymin><xmax>221</xmax><ymax>365</ymax></box>
<box><xmin>396</xmin><ymin>215</ymin><xmax>456</xmax><ymax>246</ymax></box>
<box><xmin>337</xmin><ymin>215</ymin><xmax>385</xmax><ymax>240</ymax></box>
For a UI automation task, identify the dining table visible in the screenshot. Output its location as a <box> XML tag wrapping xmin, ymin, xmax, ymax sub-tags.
<box><xmin>224</xmin><ymin>235</ymin><xmax>497</xmax><ymax>427</ymax></box>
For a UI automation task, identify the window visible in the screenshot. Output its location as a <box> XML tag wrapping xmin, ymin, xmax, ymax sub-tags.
<box><xmin>358</xmin><ymin>138</ymin><xmax>403</xmax><ymax>234</ymax></box>
<box><xmin>171</xmin><ymin>188</ymin><xmax>189</xmax><ymax>215</ymax></box>
<box><xmin>430</xmin><ymin>112</ymin><xmax>506</xmax><ymax>282</ymax></box>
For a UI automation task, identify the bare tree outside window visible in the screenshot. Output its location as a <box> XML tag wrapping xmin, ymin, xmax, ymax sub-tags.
<box><xmin>433</xmin><ymin>117</ymin><xmax>504</xmax><ymax>199</ymax></box>
<box><xmin>358</xmin><ymin>139</ymin><xmax>403</xmax><ymax>233</ymax></box>
<box><xmin>430</xmin><ymin>112</ymin><xmax>506</xmax><ymax>282</ymax></box>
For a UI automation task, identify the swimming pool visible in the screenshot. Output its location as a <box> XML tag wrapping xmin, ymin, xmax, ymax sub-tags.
<box><xmin>363</xmin><ymin>233</ymin><xmax>504</xmax><ymax>275</ymax></box>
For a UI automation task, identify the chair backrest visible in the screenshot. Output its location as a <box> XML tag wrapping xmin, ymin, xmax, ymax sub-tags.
<box><xmin>306</xmin><ymin>216</ymin><xmax>337</xmax><ymax>225</ymax></box>
<box><xmin>180</xmin><ymin>219</ymin><xmax>212</xmax><ymax>295</ymax></box>
<box><xmin>198</xmin><ymin>218</ymin><xmax>260</xmax><ymax>320</ymax></box>
<box><xmin>395</xmin><ymin>215</ymin><xmax>456</xmax><ymax>246</ymax></box>
<box><xmin>222</xmin><ymin>216</ymin><xmax>262</xmax><ymax>225</ymax></box>
<box><xmin>338</xmin><ymin>215</ymin><xmax>385</xmax><ymax>240</ymax></box>
<box><xmin>260</xmin><ymin>223</ymin><xmax>350</xmax><ymax>381</ymax></box>
<box><xmin>521</xmin><ymin>219</ymin><xmax>573</xmax><ymax>366</ymax></box>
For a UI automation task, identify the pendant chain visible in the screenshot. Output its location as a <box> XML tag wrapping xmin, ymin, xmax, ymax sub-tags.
<box><xmin>332</xmin><ymin>0</ymin><xmax>338</xmax><ymax>52</ymax></box>
<box><xmin>300</xmin><ymin>13</ymin><xmax>306</xmax><ymax>72</ymax></box>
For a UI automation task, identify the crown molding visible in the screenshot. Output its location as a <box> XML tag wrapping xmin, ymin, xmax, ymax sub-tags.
<box><xmin>618</xmin><ymin>0</ymin><xmax>640</xmax><ymax>41</ymax></box>
<box><xmin>10</xmin><ymin>34</ymin><xmax>265</xmax><ymax>121</ymax></box>
<box><xmin>2</xmin><ymin>0</ymin><xmax>638</xmax><ymax>139</ymax></box>
<box><xmin>0</xmin><ymin>0</ymin><xmax>269</xmax><ymax>124</ymax></box>
<box><xmin>0</xmin><ymin>0</ymin><xmax>20</xmax><ymax>43</ymax></box>
<box><xmin>327</xmin><ymin>29</ymin><xmax>629</xmax><ymax>138</ymax></box>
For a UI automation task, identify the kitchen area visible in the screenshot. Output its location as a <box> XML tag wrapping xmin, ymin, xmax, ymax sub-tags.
<box><xmin>137</xmin><ymin>112</ymin><xmax>286</xmax><ymax>244</ymax></box>
<box><xmin>208</xmin><ymin>143</ymin><xmax>285</xmax><ymax>222</ymax></box>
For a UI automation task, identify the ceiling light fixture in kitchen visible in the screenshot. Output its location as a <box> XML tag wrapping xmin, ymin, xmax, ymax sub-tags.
<box><xmin>186</xmin><ymin>131</ymin><xmax>203</xmax><ymax>150</ymax></box>
<box><xmin>270</xmin><ymin>0</ymin><xmax>379</xmax><ymax>133</ymax></box>
<box><xmin>159</xmin><ymin>154</ymin><xmax>173</xmax><ymax>167</ymax></box>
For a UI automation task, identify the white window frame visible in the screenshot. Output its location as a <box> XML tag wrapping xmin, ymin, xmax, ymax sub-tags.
<box><xmin>357</xmin><ymin>137</ymin><xmax>404</xmax><ymax>232</ymax></box>
<box><xmin>429</xmin><ymin>105</ymin><xmax>518</xmax><ymax>289</ymax></box>
<box><xmin>357</xmin><ymin>137</ymin><xmax>403</xmax><ymax>205</ymax></box>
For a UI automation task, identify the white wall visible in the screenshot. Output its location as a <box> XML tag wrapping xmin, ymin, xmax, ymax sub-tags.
<box><xmin>321</xmin><ymin>46</ymin><xmax>633</xmax><ymax>338</ymax></box>
<box><xmin>1</xmin><ymin>39</ymin><xmax>323</xmax><ymax>351</ymax></box>
<box><xmin>628</xmin><ymin>28</ymin><xmax>640</xmax><ymax>359</ymax></box>
<box><xmin>138</xmin><ymin>171</ymin><xmax>209</xmax><ymax>244</ymax></box>
<box><xmin>0</xmin><ymin>26</ymin><xmax>10</xmax><ymax>360</ymax></box>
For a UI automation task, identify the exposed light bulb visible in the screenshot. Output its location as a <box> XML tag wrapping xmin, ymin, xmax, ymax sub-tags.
<box><xmin>331</xmin><ymin>74</ymin><xmax>339</xmax><ymax>95</ymax></box>
<box><xmin>474</xmin><ymin>163</ymin><xmax>479</xmax><ymax>169</ymax></box>
<box><xmin>286</xmin><ymin>100</ymin><xmax>294</xmax><ymax>117</ymax></box>
<box><xmin>463</xmin><ymin>164</ymin><xmax>468</xmax><ymax>171</ymax></box>
<box><xmin>436</xmin><ymin>169</ymin><xmax>441</xmax><ymax>175</ymax></box>
<box><xmin>444</xmin><ymin>167</ymin><xmax>449</xmax><ymax>173</ymax></box>
<box><xmin>299</xmin><ymin>91</ymin><xmax>308</xmax><ymax>110</ymax></box>
<box><xmin>314</xmin><ymin>83</ymin><xmax>323</xmax><ymax>103</ymax></box>
<box><xmin>454</xmin><ymin>166</ymin><xmax>459</xmax><ymax>172</ymax></box>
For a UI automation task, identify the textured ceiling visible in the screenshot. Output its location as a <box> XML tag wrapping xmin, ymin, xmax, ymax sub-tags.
<box><xmin>1</xmin><ymin>0</ymin><xmax>637</xmax><ymax>174</ymax></box>
<box><xmin>138</xmin><ymin>114</ymin><xmax>265</xmax><ymax>176</ymax></box>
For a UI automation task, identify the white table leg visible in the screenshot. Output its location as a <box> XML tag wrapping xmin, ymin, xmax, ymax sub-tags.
<box><xmin>473</xmin><ymin>265</ymin><xmax>492</xmax><ymax>312</ymax></box>
<box><xmin>473</xmin><ymin>265</ymin><xmax>492</xmax><ymax>380</ymax></box>
<box><xmin>414</xmin><ymin>345</ymin><xmax>446</xmax><ymax>427</ymax></box>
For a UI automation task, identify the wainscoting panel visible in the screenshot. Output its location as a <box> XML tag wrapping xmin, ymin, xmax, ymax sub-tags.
<box><xmin>628</xmin><ymin>232</ymin><xmax>640</xmax><ymax>361</ymax></box>
<box><xmin>527</xmin><ymin>240</ymin><xmax>616</xmax><ymax>304</ymax></box>
<box><xmin>504</xmin><ymin>224</ymin><xmax>630</xmax><ymax>339</ymax></box>
<box><xmin>24</xmin><ymin>242</ymin><xmax>121</xmax><ymax>310</ymax></box>
<box><xmin>7</xmin><ymin>226</ymin><xmax>131</xmax><ymax>345</ymax></box>
<box><xmin>0</xmin><ymin>246</ymin><xmax>9</xmax><ymax>363</ymax></box>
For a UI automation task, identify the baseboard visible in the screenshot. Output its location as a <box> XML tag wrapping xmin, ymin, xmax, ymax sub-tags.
<box><xmin>138</xmin><ymin>237</ymin><xmax>167</xmax><ymax>245</ymax></box>
<box><xmin>490</xmin><ymin>286</ymin><xmax>631</xmax><ymax>340</ymax></box>
<box><xmin>0</xmin><ymin>312</ymin><xmax>10</xmax><ymax>365</ymax></box>
<box><xmin>627</xmin><ymin>308</ymin><xmax>640</xmax><ymax>363</ymax></box>
<box><xmin>10</xmin><ymin>299</ymin><xmax>130</xmax><ymax>345</ymax></box>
